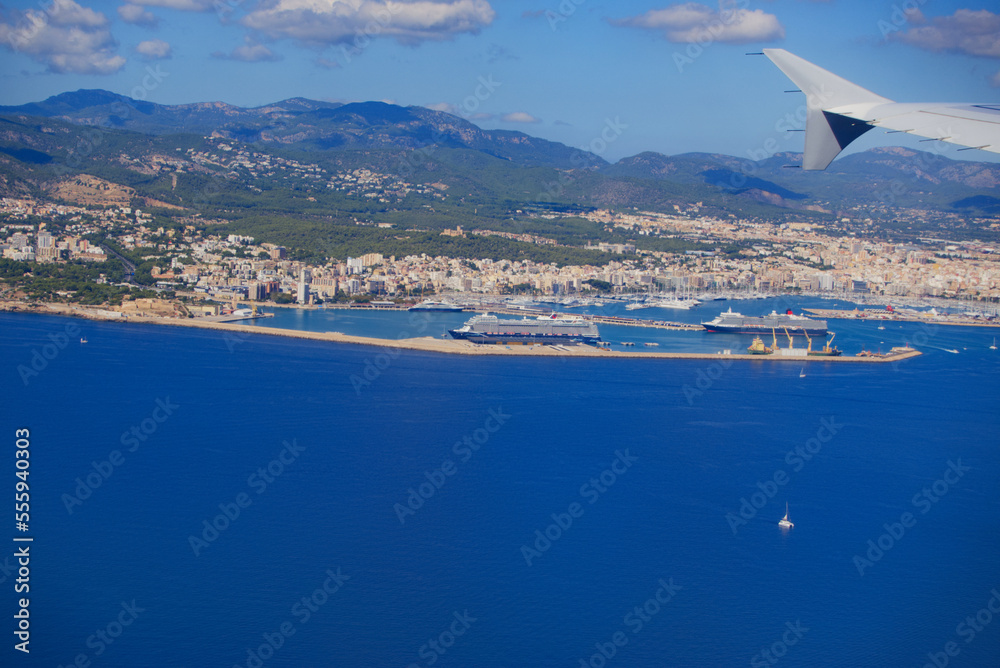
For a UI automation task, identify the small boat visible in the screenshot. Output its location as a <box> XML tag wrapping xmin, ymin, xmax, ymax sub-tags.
<box><xmin>778</xmin><ymin>502</ymin><xmax>794</xmax><ymax>529</ymax></box>
<box><xmin>798</xmin><ymin>367</ymin><xmax>806</xmax><ymax>378</ymax></box>
<box><xmin>80</xmin><ymin>337</ymin><xmax>88</xmax><ymax>344</ymax></box>
<box><xmin>990</xmin><ymin>338</ymin><xmax>997</xmax><ymax>350</ymax></box>
<box><xmin>877</xmin><ymin>324</ymin><xmax>885</xmax><ymax>331</ymax></box>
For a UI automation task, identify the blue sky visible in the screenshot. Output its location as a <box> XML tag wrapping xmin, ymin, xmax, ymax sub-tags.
<box><xmin>1</xmin><ymin>0</ymin><xmax>998</xmax><ymax>163</ymax></box>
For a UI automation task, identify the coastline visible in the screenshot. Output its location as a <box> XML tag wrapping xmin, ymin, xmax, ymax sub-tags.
<box><xmin>3</xmin><ymin>302</ymin><xmax>922</xmax><ymax>363</ymax></box>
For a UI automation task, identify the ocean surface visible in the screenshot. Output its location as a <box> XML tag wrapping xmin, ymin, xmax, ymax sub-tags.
<box><xmin>3</xmin><ymin>297</ymin><xmax>999</xmax><ymax>667</ymax></box>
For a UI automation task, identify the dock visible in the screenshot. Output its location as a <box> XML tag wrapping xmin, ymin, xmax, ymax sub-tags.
<box><xmin>481</xmin><ymin>307</ymin><xmax>702</xmax><ymax>331</ymax></box>
<box><xmin>804</xmin><ymin>308</ymin><xmax>999</xmax><ymax>329</ymax></box>
<box><xmin>111</xmin><ymin>315</ymin><xmax>923</xmax><ymax>363</ymax></box>
<box><xmin>196</xmin><ymin>312</ymin><xmax>276</xmax><ymax>324</ymax></box>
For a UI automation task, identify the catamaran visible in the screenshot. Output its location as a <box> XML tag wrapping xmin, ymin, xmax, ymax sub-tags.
<box><xmin>778</xmin><ymin>503</ymin><xmax>794</xmax><ymax>529</ymax></box>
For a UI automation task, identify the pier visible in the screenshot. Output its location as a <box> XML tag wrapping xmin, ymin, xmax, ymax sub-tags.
<box><xmin>113</xmin><ymin>315</ymin><xmax>923</xmax><ymax>363</ymax></box>
<box><xmin>804</xmin><ymin>308</ymin><xmax>999</xmax><ymax>329</ymax></box>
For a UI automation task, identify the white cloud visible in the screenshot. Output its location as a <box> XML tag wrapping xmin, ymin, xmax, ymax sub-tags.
<box><xmin>0</xmin><ymin>0</ymin><xmax>125</xmax><ymax>74</ymax></box>
<box><xmin>611</xmin><ymin>2</ymin><xmax>784</xmax><ymax>44</ymax></box>
<box><xmin>890</xmin><ymin>9</ymin><xmax>1000</xmax><ymax>58</ymax></box>
<box><xmin>241</xmin><ymin>0</ymin><xmax>496</xmax><ymax>48</ymax></box>
<box><xmin>212</xmin><ymin>37</ymin><xmax>282</xmax><ymax>62</ymax></box>
<box><xmin>501</xmin><ymin>111</ymin><xmax>540</xmax><ymax>124</ymax></box>
<box><xmin>135</xmin><ymin>39</ymin><xmax>171</xmax><ymax>58</ymax></box>
<box><xmin>118</xmin><ymin>4</ymin><xmax>159</xmax><ymax>27</ymax></box>
<box><xmin>426</xmin><ymin>102</ymin><xmax>458</xmax><ymax>114</ymax></box>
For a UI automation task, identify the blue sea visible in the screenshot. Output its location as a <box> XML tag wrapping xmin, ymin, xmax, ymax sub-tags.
<box><xmin>3</xmin><ymin>298</ymin><xmax>999</xmax><ymax>667</ymax></box>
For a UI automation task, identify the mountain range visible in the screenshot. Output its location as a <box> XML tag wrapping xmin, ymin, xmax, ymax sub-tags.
<box><xmin>2</xmin><ymin>89</ymin><xmax>999</xmax><ymax>226</ymax></box>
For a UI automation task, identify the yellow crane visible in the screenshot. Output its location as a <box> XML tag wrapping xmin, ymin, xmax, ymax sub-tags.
<box><xmin>822</xmin><ymin>332</ymin><xmax>838</xmax><ymax>355</ymax></box>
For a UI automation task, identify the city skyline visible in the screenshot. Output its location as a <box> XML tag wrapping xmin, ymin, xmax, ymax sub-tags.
<box><xmin>1</xmin><ymin>0</ymin><xmax>999</xmax><ymax>163</ymax></box>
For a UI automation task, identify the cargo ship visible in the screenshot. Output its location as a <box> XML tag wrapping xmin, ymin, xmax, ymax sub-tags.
<box><xmin>746</xmin><ymin>331</ymin><xmax>842</xmax><ymax>356</ymax></box>
<box><xmin>448</xmin><ymin>314</ymin><xmax>601</xmax><ymax>345</ymax></box>
<box><xmin>702</xmin><ymin>308</ymin><xmax>827</xmax><ymax>336</ymax></box>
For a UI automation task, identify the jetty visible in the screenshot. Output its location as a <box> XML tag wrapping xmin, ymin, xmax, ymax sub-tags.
<box><xmin>804</xmin><ymin>307</ymin><xmax>999</xmax><ymax>329</ymax></box>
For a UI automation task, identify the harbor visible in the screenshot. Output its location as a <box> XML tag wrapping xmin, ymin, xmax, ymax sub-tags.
<box><xmin>21</xmin><ymin>292</ymin><xmax>1000</xmax><ymax>363</ymax></box>
<box><xmin>136</xmin><ymin>317</ymin><xmax>923</xmax><ymax>362</ymax></box>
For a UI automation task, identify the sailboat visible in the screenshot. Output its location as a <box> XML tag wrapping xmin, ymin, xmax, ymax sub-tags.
<box><xmin>778</xmin><ymin>503</ymin><xmax>794</xmax><ymax>529</ymax></box>
<box><xmin>990</xmin><ymin>338</ymin><xmax>997</xmax><ymax>351</ymax></box>
<box><xmin>798</xmin><ymin>367</ymin><xmax>806</xmax><ymax>378</ymax></box>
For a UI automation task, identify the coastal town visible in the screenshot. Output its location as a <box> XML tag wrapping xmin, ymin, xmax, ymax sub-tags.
<box><xmin>3</xmin><ymin>190</ymin><xmax>999</xmax><ymax>319</ymax></box>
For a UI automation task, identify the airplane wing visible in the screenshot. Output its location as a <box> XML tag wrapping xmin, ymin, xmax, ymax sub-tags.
<box><xmin>762</xmin><ymin>48</ymin><xmax>1000</xmax><ymax>170</ymax></box>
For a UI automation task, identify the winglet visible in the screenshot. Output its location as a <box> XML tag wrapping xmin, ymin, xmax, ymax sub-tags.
<box><xmin>763</xmin><ymin>49</ymin><xmax>893</xmax><ymax>170</ymax></box>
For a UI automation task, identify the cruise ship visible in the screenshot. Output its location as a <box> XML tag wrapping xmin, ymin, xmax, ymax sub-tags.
<box><xmin>448</xmin><ymin>314</ymin><xmax>601</xmax><ymax>345</ymax></box>
<box><xmin>407</xmin><ymin>300</ymin><xmax>465</xmax><ymax>312</ymax></box>
<box><xmin>701</xmin><ymin>308</ymin><xmax>828</xmax><ymax>336</ymax></box>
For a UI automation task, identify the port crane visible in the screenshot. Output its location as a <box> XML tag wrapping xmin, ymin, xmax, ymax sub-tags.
<box><xmin>804</xmin><ymin>331</ymin><xmax>840</xmax><ymax>355</ymax></box>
